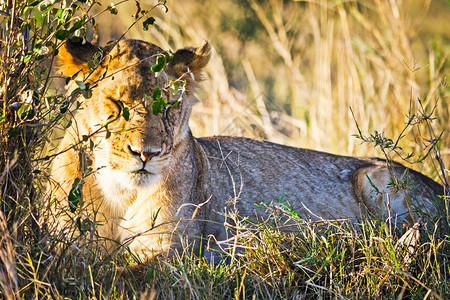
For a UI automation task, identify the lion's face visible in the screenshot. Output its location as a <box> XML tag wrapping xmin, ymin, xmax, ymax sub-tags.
<box><xmin>59</xmin><ymin>39</ymin><xmax>211</xmax><ymax>189</ymax></box>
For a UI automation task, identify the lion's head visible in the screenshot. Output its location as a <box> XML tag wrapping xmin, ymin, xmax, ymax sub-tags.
<box><xmin>58</xmin><ymin>38</ymin><xmax>211</xmax><ymax>191</ymax></box>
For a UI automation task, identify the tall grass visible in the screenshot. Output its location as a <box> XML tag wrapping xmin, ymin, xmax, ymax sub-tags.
<box><xmin>109</xmin><ymin>0</ymin><xmax>449</xmax><ymax>176</ymax></box>
<box><xmin>1</xmin><ymin>0</ymin><xmax>449</xmax><ymax>298</ymax></box>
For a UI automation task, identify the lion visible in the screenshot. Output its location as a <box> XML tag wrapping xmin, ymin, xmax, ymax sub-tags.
<box><xmin>46</xmin><ymin>37</ymin><xmax>443</xmax><ymax>260</ymax></box>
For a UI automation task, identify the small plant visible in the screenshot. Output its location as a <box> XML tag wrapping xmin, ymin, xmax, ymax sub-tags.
<box><xmin>351</xmin><ymin>98</ymin><xmax>449</xmax><ymax>196</ymax></box>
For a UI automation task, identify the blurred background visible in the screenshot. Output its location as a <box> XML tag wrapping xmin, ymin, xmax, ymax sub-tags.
<box><xmin>92</xmin><ymin>0</ymin><xmax>449</xmax><ymax>180</ymax></box>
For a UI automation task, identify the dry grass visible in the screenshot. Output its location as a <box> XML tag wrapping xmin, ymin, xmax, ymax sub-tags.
<box><xmin>1</xmin><ymin>0</ymin><xmax>449</xmax><ymax>299</ymax></box>
<box><xmin>94</xmin><ymin>0</ymin><xmax>449</xmax><ymax>178</ymax></box>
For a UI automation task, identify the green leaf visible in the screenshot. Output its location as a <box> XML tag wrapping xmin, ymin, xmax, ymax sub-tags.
<box><xmin>56</xmin><ymin>8</ymin><xmax>64</xmax><ymax>20</ymax></box>
<box><xmin>60</xmin><ymin>101</ymin><xmax>69</xmax><ymax>113</ymax></box>
<box><xmin>70</xmin><ymin>19</ymin><xmax>84</xmax><ymax>33</ymax></box>
<box><xmin>170</xmin><ymin>80</ymin><xmax>186</xmax><ymax>102</ymax></box>
<box><xmin>83</xmin><ymin>89</ymin><xmax>92</xmax><ymax>99</ymax></box>
<box><xmin>27</xmin><ymin>108</ymin><xmax>35</xmax><ymax>119</ymax></box>
<box><xmin>87</xmin><ymin>61</ymin><xmax>95</xmax><ymax>72</ymax></box>
<box><xmin>170</xmin><ymin>81</ymin><xmax>180</xmax><ymax>95</ymax></box>
<box><xmin>122</xmin><ymin>106</ymin><xmax>130</xmax><ymax>121</ymax></box>
<box><xmin>108</xmin><ymin>3</ymin><xmax>118</xmax><ymax>15</ymax></box>
<box><xmin>39</xmin><ymin>0</ymin><xmax>54</xmax><ymax>11</ymax></box>
<box><xmin>28</xmin><ymin>0</ymin><xmax>42</xmax><ymax>7</ymax></box>
<box><xmin>76</xmin><ymin>81</ymin><xmax>86</xmax><ymax>90</ymax></box>
<box><xmin>34</xmin><ymin>10</ymin><xmax>45</xmax><ymax>27</ymax></box>
<box><xmin>152</xmin><ymin>101</ymin><xmax>160</xmax><ymax>116</ymax></box>
<box><xmin>152</xmin><ymin>87</ymin><xmax>162</xmax><ymax>100</ymax></box>
<box><xmin>169</xmin><ymin>101</ymin><xmax>180</xmax><ymax>108</ymax></box>
<box><xmin>17</xmin><ymin>104</ymin><xmax>28</xmax><ymax>120</ymax></box>
<box><xmin>166</xmin><ymin>51</ymin><xmax>174</xmax><ymax>65</ymax></box>
<box><xmin>151</xmin><ymin>87</ymin><xmax>168</xmax><ymax>115</ymax></box>
<box><xmin>365</xmin><ymin>175</ymin><xmax>380</xmax><ymax>194</ymax></box>
<box><xmin>151</xmin><ymin>55</ymin><xmax>166</xmax><ymax>74</ymax></box>
<box><xmin>152</xmin><ymin>98</ymin><xmax>167</xmax><ymax>116</ymax></box>
<box><xmin>24</xmin><ymin>53</ymin><xmax>32</xmax><ymax>63</ymax></box>
<box><xmin>92</xmin><ymin>51</ymin><xmax>102</xmax><ymax>65</ymax></box>
<box><xmin>68</xmin><ymin>178</ymin><xmax>83</xmax><ymax>213</ymax></box>
<box><xmin>9</xmin><ymin>127</ymin><xmax>19</xmax><ymax>138</ymax></box>
<box><xmin>33</xmin><ymin>43</ymin><xmax>42</xmax><ymax>53</ymax></box>
<box><xmin>71</xmin><ymin>70</ymin><xmax>81</xmax><ymax>80</ymax></box>
<box><xmin>143</xmin><ymin>17</ymin><xmax>156</xmax><ymax>31</ymax></box>
<box><xmin>55</xmin><ymin>29</ymin><xmax>70</xmax><ymax>40</ymax></box>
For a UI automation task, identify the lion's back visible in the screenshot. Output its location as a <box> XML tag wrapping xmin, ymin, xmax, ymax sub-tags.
<box><xmin>195</xmin><ymin>136</ymin><xmax>371</xmax><ymax>220</ymax></box>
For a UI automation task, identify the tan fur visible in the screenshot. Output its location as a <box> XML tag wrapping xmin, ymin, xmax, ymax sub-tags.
<box><xmin>57</xmin><ymin>39</ymin><xmax>106</xmax><ymax>82</ymax></box>
<box><xmin>46</xmin><ymin>38</ymin><xmax>443</xmax><ymax>259</ymax></box>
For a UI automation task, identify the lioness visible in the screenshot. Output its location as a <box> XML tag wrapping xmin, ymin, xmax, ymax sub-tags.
<box><xmin>47</xmin><ymin>38</ymin><xmax>442</xmax><ymax>259</ymax></box>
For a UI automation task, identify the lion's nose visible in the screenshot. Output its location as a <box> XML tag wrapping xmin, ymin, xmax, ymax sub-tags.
<box><xmin>128</xmin><ymin>145</ymin><xmax>160</xmax><ymax>162</ymax></box>
<box><xmin>139</xmin><ymin>150</ymin><xmax>160</xmax><ymax>162</ymax></box>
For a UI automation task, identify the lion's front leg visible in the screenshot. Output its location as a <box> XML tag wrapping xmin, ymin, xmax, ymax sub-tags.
<box><xmin>118</xmin><ymin>221</ymin><xmax>175</xmax><ymax>259</ymax></box>
<box><xmin>116</xmin><ymin>201</ymin><xmax>176</xmax><ymax>259</ymax></box>
<box><xmin>115</xmin><ymin>185</ymin><xmax>198</xmax><ymax>260</ymax></box>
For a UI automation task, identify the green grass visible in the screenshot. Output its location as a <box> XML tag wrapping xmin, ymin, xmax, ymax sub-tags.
<box><xmin>4</xmin><ymin>203</ymin><xmax>448</xmax><ymax>299</ymax></box>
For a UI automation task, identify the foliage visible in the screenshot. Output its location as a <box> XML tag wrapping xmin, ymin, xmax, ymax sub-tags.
<box><xmin>0</xmin><ymin>0</ymin><xmax>166</xmax><ymax>298</ymax></box>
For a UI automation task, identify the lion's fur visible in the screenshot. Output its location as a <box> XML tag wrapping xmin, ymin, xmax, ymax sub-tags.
<box><xmin>46</xmin><ymin>38</ymin><xmax>443</xmax><ymax>259</ymax></box>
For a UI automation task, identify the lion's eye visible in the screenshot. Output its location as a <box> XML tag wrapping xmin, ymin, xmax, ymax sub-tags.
<box><xmin>107</xmin><ymin>97</ymin><xmax>123</xmax><ymax>120</ymax></box>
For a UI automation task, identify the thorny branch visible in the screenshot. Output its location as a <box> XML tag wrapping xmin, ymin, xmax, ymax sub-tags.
<box><xmin>414</xmin><ymin>98</ymin><xmax>449</xmax><ymax>194</ymax></box>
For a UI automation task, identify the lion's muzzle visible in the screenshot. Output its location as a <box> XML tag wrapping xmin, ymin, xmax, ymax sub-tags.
<box><xmin>127</xmin><ymin>145</ymin><xmax>161</xmax><ymax>163</ymax></box>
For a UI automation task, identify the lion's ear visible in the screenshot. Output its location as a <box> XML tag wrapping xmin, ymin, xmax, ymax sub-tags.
<box><xmin>58</xmin><ymin>38</ymin><xmax>103</xmax><ymax>78</ymax></box>
<box><xmin>167</xmin><ymin>41</ymin><xmax>211</xmax><ymax>83</ymax></box>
